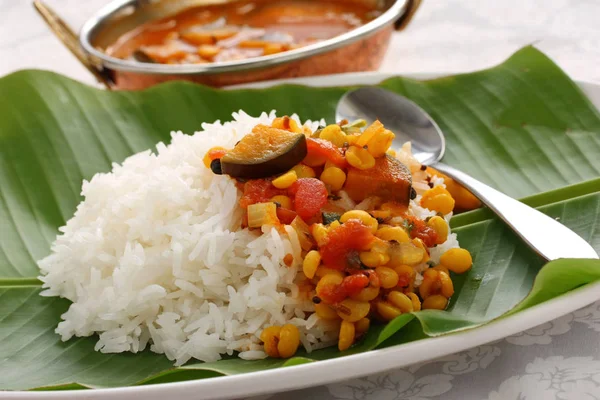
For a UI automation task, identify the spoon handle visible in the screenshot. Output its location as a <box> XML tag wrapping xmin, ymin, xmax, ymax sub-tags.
<box><xmin>432</xmin><ymin>162</ymin><xmax>598</xmax><ymax>261</ymax></box>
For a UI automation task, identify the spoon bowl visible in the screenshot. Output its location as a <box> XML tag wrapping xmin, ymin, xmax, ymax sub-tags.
<box><xmin>336</xmin><ymin>86</ymin><xmax>598</xmax><ymax>261</ymax></box>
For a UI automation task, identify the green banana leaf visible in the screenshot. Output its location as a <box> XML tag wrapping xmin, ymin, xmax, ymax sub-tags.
<box><xmin>0</xmin><ymin>46</ymin><xmax>599</xmax><ymax>390</ymax></box>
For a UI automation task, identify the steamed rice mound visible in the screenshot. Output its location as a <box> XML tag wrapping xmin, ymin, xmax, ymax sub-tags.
<box><xmin>38</xmin><ymin>111</ymin><xmax>337</xmax><ymax>365</ymax></box>
<box><xmin>38</xmin><ymin>111</ymin><xmax>461</xmax><ymax>365</ymax></box>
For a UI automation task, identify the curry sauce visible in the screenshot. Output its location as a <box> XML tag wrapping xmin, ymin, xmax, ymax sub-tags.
<box><xmin>107</xmin><ymin>0</ymin><xmax>380</xmax><ymax>64</ymax></box>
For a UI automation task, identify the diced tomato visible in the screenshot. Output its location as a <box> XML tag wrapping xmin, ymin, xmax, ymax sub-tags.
<box><xmin>283</xmin><ymin>253</ymin><xmax>294</xmax><ymax>267</ymax></box>
<box><xmin>289</xmin><ymin>178</ymin><xmax>328</xmax><ymax>220</ymax></box>
<box><xmin>203</xmin><ymin>147</ymin><xmax>228</xmax><ymax>168</ymax></box>
<box><xmin>306</xmin><ymin>138</ymin><xmax>347</xmax><ymax>168</ymax></box>
<box><xmin>207</xmin><ymin>148</ymin><xmax>227</xmax><ymax>161</ymax></box>
<box><xmin>318</xmin><ymin>273</ymin><xmax>370</xmax><ymax>304</ymax></box>
<box><xmin>318</xmin><ymin>284</ymin><xmax>347</xmax><ymax>304</ymax></box>
<box><xmin>367</xmin><ymin>270</ymin><xmax>380</xmax><ymax>288</ymax></box>
<box><xmin>320</xmin><ymin>220</ymin><xmax>376</xmax><ymax>270</ymax></box>
<box><xmin>340</xmin><ymin>274</ymin><xmax>370</xmax><ymax>297</ymax></box>
<box><xmin>397</xmin><ymin>272</ymin><xmax>411</xmax><ymax>289</ymax></box>
<box><xmin>276</xmin><ymin>208</ymin><xmax>298</xmax><ymax>225</ymax></box>
<box><xmin>405</xmin><ymin>216</ymin><xmax>438</xmax><ymax>248</ymax></box>
<box><xmin>239</xmin><ymin>179</ymin><xmax>284</xmax><ymax>208</ymax></box>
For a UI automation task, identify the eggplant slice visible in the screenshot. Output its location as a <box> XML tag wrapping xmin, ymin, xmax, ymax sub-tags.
<box><xmin>220</xmin><ymin>125</ymin><xmax>308</xmax><ymax>179</ymax></box>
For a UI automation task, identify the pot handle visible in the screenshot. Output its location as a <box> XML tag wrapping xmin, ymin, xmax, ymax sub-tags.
<box><xmin>394</xmin><ymin>0</ymin><xmax>422</xmax><ymax>31</ymax></box>
<box><xmin>33</xmin><ymin>0</ymin><xmax>114</xmax><ymax>89</ymax></box>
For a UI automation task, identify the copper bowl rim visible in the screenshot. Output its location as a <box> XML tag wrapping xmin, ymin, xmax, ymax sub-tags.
<box><xmin>79</xmin><ymin>0</ymin><xmax>411</xmax><ymax>76</ymax></box>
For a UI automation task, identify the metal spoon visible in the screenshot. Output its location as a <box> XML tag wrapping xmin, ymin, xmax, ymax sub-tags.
<box><xmin>336</xmin><ymin>86</ymin><xmax>598</xmax><ymax>260</ymax></box>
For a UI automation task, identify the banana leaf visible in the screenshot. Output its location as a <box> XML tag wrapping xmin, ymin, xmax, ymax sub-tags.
<box><xmin>0</xmin><ymin>46</ymin><xmax>599</xmax><ymax>390</ymax></box>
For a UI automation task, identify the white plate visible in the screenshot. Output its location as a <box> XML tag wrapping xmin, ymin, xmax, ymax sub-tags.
<box><xmin>6</xmin><ymin>73</ymin><xmax>600</xmax><ymax>400</ymax></box>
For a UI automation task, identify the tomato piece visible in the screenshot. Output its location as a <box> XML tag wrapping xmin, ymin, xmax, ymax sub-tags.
<box><xmin>276</xmin><ymin>208</ymin><xmax>298</xmax><ymax>225</ymax></box>
<box><xmin>208</xmin><ymin>148</ymin><xmax>227</xmax><ymax>161</ymax></box>
<box><xmin>319</xmin><ymin>284</ymin><xmax>348</xmax><ymax>304</ymax></box>
<box><xmin>340</xmin><ymin>274</ymin><xmax>370</xmax><ymax>297</ymax></box>
<box><xmin>306</xmin><ymin>138</ymin><xmax>347</xmax><ymax>168</ymax></box>
<box><xmin>318</xmin><ymin>273</ymin><xmax>370</xmax><ymax>304</ymax></box>
<box><xmin>289</xmin><ymin>178</ymin><xmax>328</xmax><ymax>220</ymax></box>
<box><xmin>405</xmin><ymin>216</ymin><xmax>438</xmax><ymax>248</ymax></box>
<box><xmin>369</xmin><ymin>270</ymin><xmax>380</xmax><ymax>288</ymax></box>
<box><xmin>203</xmin><ymin>147</ymin><xmax>228</xmax><ymax>168</ymax></box>
<box><xmin>397</xmin><ymin>272</ymin><xmax>411</xmax><ymax>288</ymax></box>
<box><xmin>239</xmin><ymin>179</ymin><xmax>284</xmax><ymax>208</ymax></box>
<box><xmin>320</xmin><ymin>220</ymin><xmax>376</xmax><ymax>270</ymax></box>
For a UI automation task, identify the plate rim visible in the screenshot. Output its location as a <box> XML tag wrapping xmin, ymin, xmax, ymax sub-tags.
<box><xmin>4</xmin><ymin>72</ymin><xmax>600</xmax><ymax>400</ymax></box>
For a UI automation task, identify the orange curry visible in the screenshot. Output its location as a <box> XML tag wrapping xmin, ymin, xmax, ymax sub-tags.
<box><xmin>107</xmin><ymin>0</ymin><xmax>380</xmax><ymax>64</ymax></box>
<box><xmin>204</xmin><ymin>117</ymin><xmax>479</xmax><ymax>356</ymax></box>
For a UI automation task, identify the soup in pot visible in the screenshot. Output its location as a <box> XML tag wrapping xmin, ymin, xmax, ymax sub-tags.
<box><xmin>107</xmin><ymin>0</ymin><xmax>381</xmax><ymax>65</ymax></box>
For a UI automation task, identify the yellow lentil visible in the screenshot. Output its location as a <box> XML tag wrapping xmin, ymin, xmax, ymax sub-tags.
<box><xmin>387</xmin><ymin>291</ymin><xmax>414</xmax><ymax>313</ymax></box>
<box><xmin>412</xmin><ymin>238</ymin><xmax>430</xmax><ymax>263</ymax></box>
<box><xmin>320</xmin><ymin>125</ymin><xmax>347</xmax><ymax>147</ymax></box>
<box><xmin>350</xmin><ymin>285</ymin><xmax>380</xmax><ymax>302</ymax></box>
<box><xmin>393</xmin><ymin>264</ymin><xmax>416</xmax><ymax>289</ymax></box>
<box><xmin>316</xmin><ymin>274</ymin><xmax>344</xmax><ymax>299</ymax></box>
<box><xmin>302</xmin><ymin>250</ymin><xmax>321</xmax><ymax>279</ymax></box>
<box><xmin>422</xmin><ymin>294</ymin><xmax>448</xmax><ymax>310</ymax></box>
<box><xmin>419</xmin><ymin>269</ymin><xmax>454</xmax><ymax>299</ymax></box>
<box><xmin>291</xmin><ymin>164</ymin><xmax>316</xmax><ymax>179</ymax></box>
<box><xmin>272</xmin><ymin>170</ymin><xmax>298</xmax><ymax>189</ymax></box>
<box><xmin>315</xmin><ymin>267</ymin><xmax>344</xmax><ymax>279</ymax></box>
<box><xmin>320</xmin><ymin>167</ymin><xmax>346</xmax><ymax>191</ymax></box>
<box><xmin>366</xmin><ymin>129</ymin><xmax>395</xmax><ymax>158</ymax></box>
<box><xmin>427</xmin><ymin>216</ymin><xmax>449</xmax><ymax>244</ymax></box>
<box><xmin>329</xmin><ymin>220</ymin><xmax>342</xmax><ymax>229</ymax></box>
<box><xmin>271</xmin><ymin>195</ymin><xmax>292</xmax><ymax>209</ymax></box>
<box><xmin>356</xmin><ymin>121</ymin><xmax>383</xmax><ymax>147</ymax></box>
<box><xmin>376</xmin><ymin>226</ymin><xmax>410</xmax><ymax>243</ymax></box>
<box><xmin>376</xmin><ymin>301</ymin><xmax>402</xmax><ymax>321</ymax></box>
<box><xmin>406</xmin><ymin>292</ymin><xmax>421</xmax><ymax>311</ymax></box>
<box><xmin>272</xmin><ymin>116</ymin><xmax>302</xmax><ymax>133</ymax></box>
<box><xmin>340</xmin><ymin>210</ymin><xmax>378</xmax><ymax>233</ymax></box>
<box><xmin>355</xmin><ymin>318</ymin><xmax>370</xmax><ymax>335</ymax></box>
<box><xmin>277</xmin><ymin>324</ymin><xmax>300</xmax><ymax>358</ymax></box>
<box><xmin>375</xmin><ymin>266</ymin><xmax>399</xmax><ymax>289</ymax></box>
<box><xmin>370</xmin><ymin>209</ymin><xmax>391</xmax><ymax>220</ymax></box>
<box><xmin>314</xmin><ymin>302</ymin><xmax>339</xmax><ymax>320</ymax></box>
<box><xmin>346</xmin><ymin>134</ymin><xmax>359</xmax><ymax>145</ymax></box>
<box><xmin>440</xmin><ymin>248</ymin><xmax>473</xmax><ymax>274</ymax></box>
<box><xmin>359</xmin><ymin>251</ymin><xmax>387</xmax><ymax>268</ymax></box>
<box><xmin>421</xmin><ymin>186</ymin><xmax>455</xmax><ymax>215</ymax></box>
<box><xmin>337</xmin><ymin>299</ymin><xmax>370</xmax><ymax>322</ymax></box>
<box><xmin>433</xmin><ymin>264</ymin><xmax>450</xmax><ymax>275</ymax></box>
<box><xmin>346</xmin><ymin>146</ymin><xmax>376</xmax><ymax>170</ymax></box>
<box><xmin>439</xmin><ymin>270</ymin><xmax>455</xmax><ymax>298</ymax></box>
<box><xmin>311</xmin><ymin>223</ymin><xmax>329</xmax><ymax>246</ymax></box>
<box><xmin>260</xmin><ymin>326</ymin><xmax>282</xmax><ymax>358</ymax></box>
<box><xmin>338</xmin><ymin>320</ymin><xmax>355</xmax><ymax>351</ymax></box>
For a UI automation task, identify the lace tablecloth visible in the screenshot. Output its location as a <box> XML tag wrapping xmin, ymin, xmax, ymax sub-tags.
<box><xmin>1</xmin><ymin>1</ymin><xmax>600</xmax><ymax>399</ymax></box>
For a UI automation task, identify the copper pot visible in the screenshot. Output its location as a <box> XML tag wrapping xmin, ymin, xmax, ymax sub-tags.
<box><xmin>34</xmin><ymin>0</ymin><xmax>421</xmax><ymax>90</ymax></box>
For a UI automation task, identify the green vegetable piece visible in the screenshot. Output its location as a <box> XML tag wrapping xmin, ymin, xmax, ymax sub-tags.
<box><xmin>341</xmin><ymin>119</ymin><xmax>367</xmax><ymax>134</ymax></box>
<box><xmin>322</xmin><ymin>211</ymin><xmax>342</xmax><ymax>225</ymax></box>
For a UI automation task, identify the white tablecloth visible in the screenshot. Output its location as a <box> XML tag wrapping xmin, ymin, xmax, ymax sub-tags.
<box><xmin>1</xmin><ymin>1</ymin><xmax>600</xmax><ymax>399</ymax></box>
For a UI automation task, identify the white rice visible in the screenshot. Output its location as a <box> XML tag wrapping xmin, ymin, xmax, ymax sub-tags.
<box><xmin>38</xmin><ymin>111</ymin><xmax>337</xmax><ymax>366</ymax></box>
<box><xmin>38</xmin><ymin>111</ymin><xmax>458</xmax><ymax>365</ymax></box>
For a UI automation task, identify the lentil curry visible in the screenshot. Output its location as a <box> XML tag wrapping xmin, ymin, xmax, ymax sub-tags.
<box><xmin>205</xmin><ymin>117</ymin><xmax>479</xmax><ymax>356</ymax></box>
<box><xmin>107</xmin><ymin>0</ymin><xmax>381</xmax><ymax>65</ymax></box>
